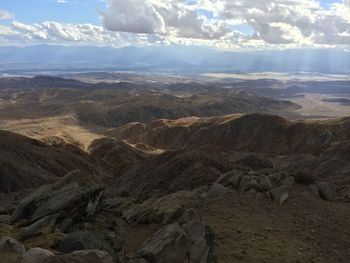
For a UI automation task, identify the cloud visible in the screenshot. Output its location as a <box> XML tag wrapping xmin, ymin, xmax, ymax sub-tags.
<box><xmin>0</xmin><ymin>21</ymin><xmax>166</xmax><ymax>47</ymax></box>
<box><xmin>0</xmin><ymin>9</ymin><xmax>14</xmax><ymax>20</ymax></box>
<box><xmin>101</xmin><ymin>0</ymin><xmax>350</xmax><ymax>46</ymax></box>
<box><xmin>102</xmin><ymin>0</ymin><xmax>165</xmax><ymax>34</ymax></box>
<box><xmin>56</xmin><ymin>0</ymin><xmax>69</xmax><ymax>3</ymax></box>
<box><xmin>1</xmin><ymin>0</ymin><xmax>349</xmax><ymax>49</ymax></box>
<box><xmin>101</xmin><ymin>0</ymin><xmax>231</xmax><ymax>39</ymax></box>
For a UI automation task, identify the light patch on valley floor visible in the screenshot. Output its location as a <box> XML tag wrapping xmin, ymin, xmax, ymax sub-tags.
<box><xmin>202</xmin><ymin>72</ymin><xmax>350</xmax><ymax>82</ymax></box>
<box><xmin>291</xmin><ymin>93</ymin><xmax>350</xmax><ymax>119</ymax></box>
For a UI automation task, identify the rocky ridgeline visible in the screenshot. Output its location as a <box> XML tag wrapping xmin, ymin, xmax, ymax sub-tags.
<box><xmin>0</xmin><ymin>168</ymin><xmax>337</xmax><ymax>263</ymax></box>
<box><xmin>207</xmin><ymin>169</ymin><xmax>337</xmax><ymax>203</ymax></box>
<box><xmin>0</xmin><ymin>171</ymin><xmax>219</xmax><ymax>263</ymax></box>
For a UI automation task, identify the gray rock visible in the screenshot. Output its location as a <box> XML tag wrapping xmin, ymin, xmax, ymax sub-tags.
<box><xmin>44</xmin><ymin>250</ymin><xmax>113</xmax><ymax>263</ymax></box>
<box><xmin>182</xmin><ymin>220</ymin><xmax>217</xmax><ymax>263</ymax></box>
<box><xmin>0</xmin><ymin>236</ymin><xmax>25</xmax><ymax>255</ymax></box>
<box><xmin>103</xmin><ymin>230</ymin><xmax>123</xmax><ymax>253</ymax></box>
<box><xmin>57</xmin><ymin>231</ymin><xmax>102</xmax><ymax>253</ymax></box>
<box><xmin>20</xmin><ymin>214</ymin><xmax>56</xmax><ymax>240</ymax></box>
<box><xmin>215</xmin><ymin>171</ymin><xmax>235</xmax><ymax>186</ymax></box>
<box><xmin>0</xmin><ymin>214</ymin><xmax>10</xmax><ymax>224</ymax></box>
<box><xmin>318</xmin><ymin>182</ymin><xmax>337</xmax><ymax>201</ymax></box>
<box><xmin>228</xmin><ymin>170</ymin><xmax>244</xmax><ymax>188</ymax></box>
<box><xmin>208</xmin><ymin>183</ymin><xmax>229</xmax><ymax>197</ymax></box>
<box><xmin>10</xmin><ymin>182</ymin><xmax>105</xmax><ymax>225</ymax></box>
<box><xmin>270</xmin><ymin>186</ymin><xmax>291</xmax><ymax>204</ymax></box>
<box><xmin>137</xmin><ymin>221</ymin><xmax>217</xmax><ymax>263</ymax></box>
<box><xmin>137</xmin><ymin>223</ymin><xmax>188</xmax><ymax>263</ymax></box>
<box><xmin>268</xmin><ymin>171</ymin><xmax>288</xmax><ymax>184</ymax></box>
<box><xmin>58</xmin><ymin>217</ymin><xmax>73</xmax><ymax>233</ymax></box>
<box><xmin>123</xmin><ymin>191</ymin><xmax>201</xmax><ymax>224</ymax></box>
<box><xmin>103</xmin><ymin>197</ymin><xmax>135</xmax><ymax>215</ymax></box>
<box><xmin>245</xmin><ymin>180</ymin><xmax>262</xmax><ymax>192</ymax></box>
<box><xmin>21</xmin><ymin>247</ymin><xmax>54</xmax><ymax>263</ymax></box>
<box><xmin>280</xmin><ymin>176</ymin><xmax>295</xmax><ymax>191</ymax></box>
<box><xmin>178</xmin><ymin>208</ymin><xmax>201</xmax><ymax>224</ymax></box>
<box><xmin>183</xmin><ymin>220</ymin><xmax>206</xmax><ymax>243</ymax></box>
<box><xmin>238</xmin><ymin>175</ymin><xmax>251</xmax><ymax>192</ymax></box>
<box><xmin>257</xmin><ymin>175</ymin><xmax>273</xmax><ymax>192</ymax></box>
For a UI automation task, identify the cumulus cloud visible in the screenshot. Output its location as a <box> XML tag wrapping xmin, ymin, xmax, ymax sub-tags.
<box><xmin>210</xmin><ymin>0</ymin><xmax>350</xmax><ymax>45</ymax></box>
<box><xmin>0</xmin><ymin>20</ymin><xmax>249</xmax><ymax>49</ymax></box>
<box><xmin>0</xmin><ymin>9</ymin><xmax>14</xmax><ymax>20</ymax></box>
<box><xmin>102</xmin><ymin>0</ymin><xmax>231</xmax><ymax>39</ymax></box>
<box><xmin>102</xmin><ymin>0</ymin><xmax>165</xmax><ymax>34</ymax></box>
<box><xmin>0</xmin><ymin>21</ymin><xmax>166</xmax><ymax>47</ymax></box>
<box><xmin>1</xmin><ymin>0</ymin><xmax>349</xmax><ymax>48</ymax></box>
<box><xmin>101</xmin><ymin>0</ymin><xmax>350</xmax><ymax>46</ymax></box>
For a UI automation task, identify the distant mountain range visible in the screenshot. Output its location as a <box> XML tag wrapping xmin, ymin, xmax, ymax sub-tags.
<box><xmin>0</xmin><ymin>45</ymin><xmax>349</xmax><ymax>74</ymax></box>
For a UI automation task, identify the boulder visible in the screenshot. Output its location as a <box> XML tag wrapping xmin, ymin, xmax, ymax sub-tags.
<box><xmin>257</xmin><ymin>175</ymin><xmax>273</xmax><ymax>192</ymax></box>
<box><xmin>0</xmin><ymin>214</ymin><xmax>10</xmax><ymax>224</ymax></box>
<box><xmin>57</xmin><ymin>231</ymin><xmax>102</xmax><ymax>253</ymax></box>
<box><xmin>208</xmin><ymin>183</ymin><xmax>229</xmax><ymax>198</ymax></box>
<box><xmin>56</xmin><ymin>230</ymin><xmax>122</xmax><ymax>261</ymax></box>
<box><xmin>178</xmin><ymin>208</ymin><xmax>201</xmax><ymax>224</ymax></box>
<box><xmin>280</xmin><ymin>176</ymin><xmax>295</xmax><ymax>190</ymax></box>
<box><xmin>10</xmin><ymin>182</ymin><xmax>105</xmax><ymax>225</ymax></box>
<box><xmin>182</xmin><ymin>220</ymin><xmax>217</xmax><ymax>263</ymax></box>
<box><xmin>245</xmin><ymin>180</ymin><xmax>262</xmax><ymax>192</ymax></box>
<box><xmin>103</xmin><ymin>197</ymin><xmax>135</xmax><ymax>215</ymax></box>
<box><xmin>268</xmin><ymin>171</ymin><xmax>288</xmax><ymax>185</ymax></box>
<box><xmin>0</xmin><ymin>236</ymin><xmax>25</xmax><ymax>255</ymax></box>
<box><xmin>318</xmin><ymin>182</ymin><xmax>337</xmax><ymax>201</ymax></box>
<box><xmin>123</xmin><ymin>191</ymin><xmax>202</xmax><ymax>224</ymax></box>
<box><xmin>21</xmin><ymin>248</ymin><xmax>54</xmax><ymax>263</ymax></box>
<box><xmin>20</xmin><ymin>214</ymin><xmax>56</xmax><ymax>240</ymax></box>
<box><xmin>228</xmin><ymin>172</ymin><xmax>243</xmax><ymax>188</ymax></box>
<box><xmin>270</xmin><ymin>186</ymin><xmax>291</xmax><ymax>204</ymax></box>
<box><xmin>103</xmin><ymin>230</ymin><xmax>123</xmax><ymax>253</ymax></box>
<box><xmin>137</xmin><ymin>221</ymin><xmax>217</xmax><ymax>263</ymax></box>
<box><xmin>58</xmin><ymin>218</ymin><xmax>73</xmax><ymax>233</ymax></box>
<box><xmin>215</xmin><ymin>171</ymin><xmax>237</xmax><ymax>186</ymax></box>
<box><xmin>238</xmin><ymin>175</ymin><xmax>251</xmax><ymax>192</ymax></box>
<box><xmin>137</xmin><ymin>223</ymin><xmax>188</xmax><ymax>263</ymax></box>
<box><xmin>43</xmin><ymin>250</ymin><xmax>113</xmax><ymax>263</ymax></box>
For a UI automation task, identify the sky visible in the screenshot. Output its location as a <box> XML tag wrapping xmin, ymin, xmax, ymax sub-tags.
<box><xmin>0</xmin><ymin>0</ymin><xmax>349</xmax><ymax>49</ymax></box>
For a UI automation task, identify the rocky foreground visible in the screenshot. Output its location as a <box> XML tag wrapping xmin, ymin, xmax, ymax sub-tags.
<box><xmin>1</xmin><ymin>113</ymin><xmax>350</xmax><ymax>262</ymax></box>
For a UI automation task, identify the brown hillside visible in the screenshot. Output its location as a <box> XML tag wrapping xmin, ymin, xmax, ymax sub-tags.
<box><xmin>108</xmin><ymin>113</ymin><xmax>350</xmax><ymax>155</ymax></box>
<box><xmin>0</xmin><ymin>130</ymin><xmax>101</xmax><ymax>193</ymax></box>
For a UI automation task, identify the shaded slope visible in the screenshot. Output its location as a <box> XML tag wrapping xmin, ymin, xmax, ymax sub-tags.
<box><xmin>0</xmin><ymin>130</ymin><xmax>101</xmax><ymax>193</ymax></box>
<box><xmin>89</xmin><ymin>137</ymin><xmax>147</xmax><ymax>175</ymax></box>
<box><xmin>110</xmin><ymin>113</ymin><xmax>350</xmax><ymax>155</ymax></box>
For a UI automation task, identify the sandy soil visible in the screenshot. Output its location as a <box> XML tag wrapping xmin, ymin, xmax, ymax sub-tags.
<box><xmin>201</xmin><ymin>186</ymin><xmax>350</xmax><ymax>263</ymax></box>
